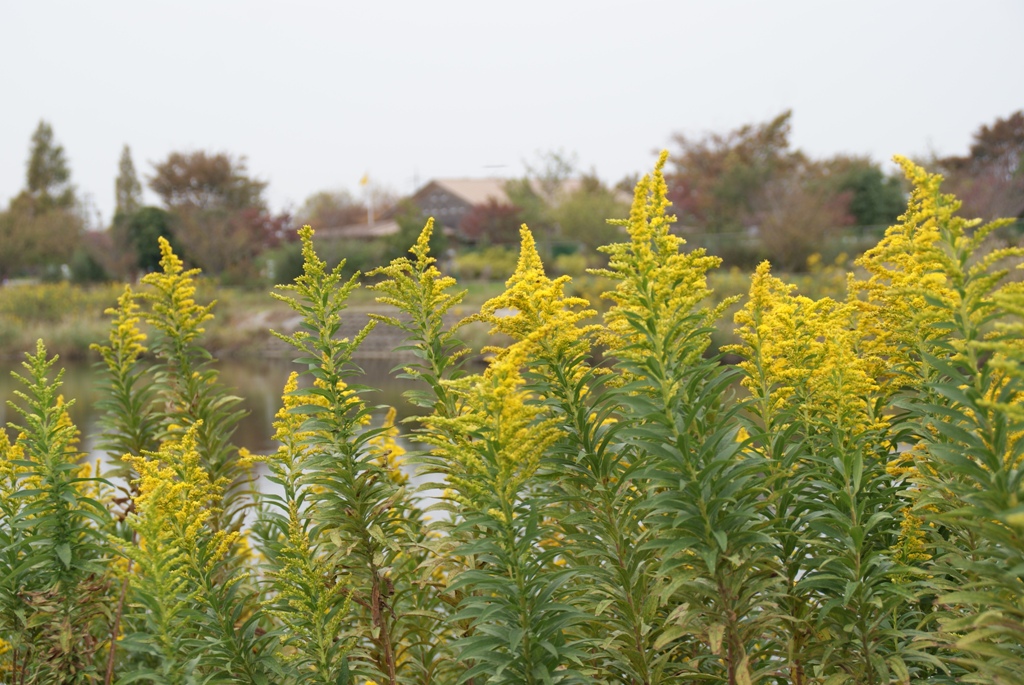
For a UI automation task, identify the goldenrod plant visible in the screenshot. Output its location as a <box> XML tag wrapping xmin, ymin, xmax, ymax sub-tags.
<box><xmin>597</xmin><ymin>154</ymin><xmax>777</xmax><ymax>684</ymax></box>
<box><xmin>140</xmin><ymin>239</ymin><xmax>250</xmax><ymax>534</ymax></box>
<box><xmin>1</xmin><ymin>343</ymin><xmax>115</xmax><ymax>684</ymax></box>
<box><xmin>861</xmin><ymin>159</ymin><xmax>1024</xmax><ymax>683</ymax></box>
<box><xmin>3</xmin><ymin>153</ymin><xmax>1024</xmax><ymax>685</ymax></box>
<box><xmin>271</xmin><ymin>226</ymin><xmax>441</xmax><ymax>684</ymax></box>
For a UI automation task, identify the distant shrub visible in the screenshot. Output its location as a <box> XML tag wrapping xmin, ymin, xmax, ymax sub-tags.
<box><xmin>452</xmin><ymin>245</ymin><xmax>518</xmax><ymax>280</ymax></box>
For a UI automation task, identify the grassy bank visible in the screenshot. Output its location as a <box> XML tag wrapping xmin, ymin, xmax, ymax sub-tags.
<box><xmin>0</xmin><ymin>259</ymin><xmax>852</xmax><ymax>363</ymax></box>
<box><xmin>0</xmin><ymin>278</ymin><xmax>510</xmax><ymax>361</ymax></box>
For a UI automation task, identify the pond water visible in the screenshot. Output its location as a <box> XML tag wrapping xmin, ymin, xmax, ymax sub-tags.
<box><xmin>0</xmin><ymin>356</ymin><xmax>425</xmax><ymax>458</ymax></box>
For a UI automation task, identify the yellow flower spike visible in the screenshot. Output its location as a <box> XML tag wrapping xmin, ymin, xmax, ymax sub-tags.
<box><xmin>141</xmin><ymin>237</ymin><xmax>214</xmax><ymax>345</ymax></box>
<box><xmin>368</xmin><ymin>217</ymin><xmax>472</xmax><ymax>368</ymax></box>
<box><xmin>91</xmin><ymin>285</ymin><xmax>148</xmax><ymax>372</ymax></box>
<box><xmin>124</xmin><ymin>421</ymin><xmax>230</xmax><ymax>561</ymax></box>
<box><xmin>729</xmin><ymin>261</ymin><xmax>881</xmax><ymax>437</ymax></box>
<box><xmin>369</xmin><ymin>407</ymin><xmax>408</xmax><ymax>486</ymax></box>
<box><xmin>0</xmin><ymin>431</ymin><xmax>26</xmax><ymax>499</ymax></box>
<box><xmin>850</xmin><ymin>156</ymin><xmax>973</xmax><ymax>391</ymax></box>
<box><xmin>891</xmin><ymin>508</ymin><xmax>932</xmax><ymax>566</ymax></box>
<box><xmin>410</xmin><ymin>216</ymin><xmax>436</xmax><ymax>264</ymax></box>
<box><xmin>595</xmin><ymin>151</ymin><xmax>731</xmax><ymax>369</ymax></box>
<box><xmin>425</xmin><ymin>344</ymin><xmax>562</xmax><ymax>513</ymax></box>
<box><xmin>479</xmin><ymin>225</ymin><xmax>598</xmax><ymax>364</ymax></box>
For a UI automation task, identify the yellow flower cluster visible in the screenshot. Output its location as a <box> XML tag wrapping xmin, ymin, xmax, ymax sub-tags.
<box><xmin>0</xmin><ymin>430</ymin><xmax>26</xmax><ymax>501</ymax></box>
<box><xmin>258</xmin><ymin>374</ymin><xmax>355</xmax><ymax>662</ymax></box>
<box><xmin>479</xmin><ymin>225</ymin><xmax>597</xmax><ymax>363</ymax></box>
<box><xmin>91</xmin><ymin>285</ymin><xmax>147</xmax><ymax>376</ymax></box>
<box><xmin>978</xmin><ymin>274</ymin><xmax>1024</xmax><ymax>429</ymax></box>
<box><xmin>124</xmin><ymin>422</ymin><xmax>236</xmax><ymax>566</ymax></box>
<box><xmin>426</xmin><ymin>346</ymin><xmax>561</xmax><ymax>517</ymax></box>
<box><xmin>847</xmin><ymin>156</ymin><xmax>1017</xmax><ymax>392</ymax></box>
<box><xmin>55</xmin><ymin>395</ymin><xmax>84</xmax><ymax>464</ymax></box>
<box><xmin>731</xmin><ymin>262</ymin><xmax>881</xmax><ymax>437</ymax></box>
<box><xmin>370</xmin><ymin>218</ymin><xmax>465</xmax><ymax>329</ymax></box>
<box><xmin>891</xmin><ymin>507</ymin><xmax>932</xmax><ymax>566</ymax></box>
<box><xmin>266</xmin><ymin>372</ymin><xmax>330</xmax><ymax>462</ymax></box>
<box><xmin>596</xmin><ymin>150</ymin><xmax>730</xmax><ymax>368</ymax></box>
<box><xmin>140</xmin><ymin>237</ymin><xmax>214</xmax><ymax>346</ymax></box>
<box><xmin>368</xmin><ymin>407</ymin><xmax>408</xmax><ymax>486</ymax></box>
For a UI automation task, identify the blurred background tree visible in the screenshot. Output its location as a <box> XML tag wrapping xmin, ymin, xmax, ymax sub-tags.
<box><xmin>504</xmin><ymin>151</ymin><xmax>629</xmax><ymax>259</ymax></box>
<box><xmin>389</xmin><ymin>199</ymin><xmax>448</xmax><ymax>258</ymax></box>
<box><xmin>937</xmin><ymin>110</ymin><xmax>1024</xmax><ymax>222</ymax></box>
<box><xmin>296</xmin><ymin>189</ymin><xmax>366</xmax><ymax>229</ymax></box>
<box><xmin>825</xmin><ymin>156</ymin><xmax>905</xmax><ymax>227</ymax></box>
<box><xmin>0</xmin><ymin>121</ymin><xmax>83</xmax><ymax>280</ymax></box>
<box><xmin>549</xmin><ymin>173</ymin><xmax>630</xmax><ymax>253</ymax></box>
<box><xmin>459</xmin><ymin>198</ymin><xmax>523</xmax><ymax>245</ymax></box>
<box><xmin>108</xmin><ymin>145</ymin><xmax>176</xmax><ymax>278</ymax></box>
<box><xmin>668</xmin><ymin>111</ymin><xmax>802</xmax><ymax>235</ymax></box>
<box><xmin>146</xmin><ymin>151</ymin><xmax>290</xmax><ymax>283</ymax></box>
<box><xmin>115</xmin><ymin>144</ymin><xmax>142</xmax><ymax>218</ymax></box>
<box><xmin>666</xmin><ymin>111</ymin><xmax>907</xmax><ymax>269</ymax></box>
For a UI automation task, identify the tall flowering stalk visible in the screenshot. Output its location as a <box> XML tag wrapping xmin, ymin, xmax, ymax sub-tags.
<box><xmin>91</xmin><ymin>285</ymin><xmax>160</xmax><ymax>475</ymax></box>
<box><xmin>475</xmin><ymin>226</ymin><xmax>669</xmax><ymax>683</ymax></box>
<box><xmin>595</xmin><ymin>152</ymin><xmax>777</xmax><ymax>684</ymax></box>
<box><xmin>369</xmin><ymin>218</ymin><xmax>471</xmax><ymax>420</ymax></box>
<box><xmin>90</xmin><ymin>285</ymin><xmax>160</xmax><ymax>681</ymax></box>
<box><xmin>273</xmin><ymin>225</ymin><xmax>430</xmax><ymax>684</ymax></box>
<box><xmin>0</xmin><ymin>342</ymin><xmax>115</xmax><ymax>683</ymax></box>
<box><xmin>254</xmin><ymin>372</ymin><xmax>355</xmax><ymax>684</ymax></box>
<box><xmin>375</xmin><ymin>220</ymin><xmax>591</xmax><ymax>683</ymax></box>
<box><xmin>369</xmin><ymin>220</ymin><xmax>480</xmax><ymax>683</ymax></box>
<box><xmin>731</xmin><ymin>260</ymin><xmax>919</xmax><ymax>683</ymax></box>
<box><xmin>423</xmin><ymin>344</ymin><xmax>589</xmax><ymax>684</ymax></box>
<box><xmin>859</xmin><ymin>158</ymin><xmax>1024</xmax><ymax>681</ymax></box>
<box><xmin>140</xmin><ymin>238</ymin><xmax>250</xmax><ymax>533</ymax></box>
<box><xmin>120</xmin><ymin>423</ymin><xmax>276</xmax><ymax>683</ymax></box>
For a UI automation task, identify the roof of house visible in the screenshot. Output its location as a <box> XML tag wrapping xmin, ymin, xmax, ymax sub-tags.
<box><xmin>314</xmin><ymin>219</ymin><xmax>400</xmax><ymax>240</ymax></box>
<box><xmin>415</xmin><ymin>178</ymin><xmax>617</xmax><ymax>207</ymax></box>
<box><xmin>318</xmin><ymin>177</ymin><xmax>635</xmax><ymax>239</ymax></box>
<box><xmin>417</xmin><ymin>179</ymin><xmax>511</xmax><ymax>206</ymax></box>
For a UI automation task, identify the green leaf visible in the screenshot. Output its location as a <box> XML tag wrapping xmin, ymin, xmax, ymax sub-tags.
<box><xmin>708</xmin><ymin>624</ymin><xmax>725</xmax><ymax>654</ymax></box>
<box><xmin>55</xmin><ymin>542</ymin><xmax>71</xmax><ymax>569</ymax></box>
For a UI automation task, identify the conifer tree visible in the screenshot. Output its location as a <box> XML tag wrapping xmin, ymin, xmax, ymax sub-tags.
<box><xmin>115</xmin><ymin>144</ymin><xmax>143</xmax><ymax>218</ymax></box>
<box><xmin>25</xmin><ymin>120</ymin><xmax>75</xmax><ymax>212</ymax></box>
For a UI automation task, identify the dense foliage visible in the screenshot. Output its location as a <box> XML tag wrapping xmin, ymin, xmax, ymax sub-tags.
<box><xmin>2</xmin><ymin>153</ymin><xmax>1023</xmax><ymax>684</ymax></box>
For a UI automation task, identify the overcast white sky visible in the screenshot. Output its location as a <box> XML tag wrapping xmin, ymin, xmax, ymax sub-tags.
<box><xmin>1</xmin><ymin>0</ymin><xmax>1022</xmax><ymax>224</ymax></box>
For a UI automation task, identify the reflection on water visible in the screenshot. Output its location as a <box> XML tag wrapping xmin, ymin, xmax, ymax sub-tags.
<box><xmin>0</xmin><ymin>356</ymin><xmax>425</xmax><ymax>457</ymax></box>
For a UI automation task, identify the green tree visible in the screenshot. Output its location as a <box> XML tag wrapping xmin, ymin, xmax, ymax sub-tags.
<box><xmin>297</xmin><ymin>189</ymin><xmax>365</xmax><ymax>229</ymax></box>
<box><xmin>505</xmin><ymin>150</ymin><xmax>581</xmax><ymax>238</ymax></box>
<box><xmin>821</xmin><ymin>156</ymin><xmax>904</xmax><ymax>227</ymax></box>
<box><xmin>939</xmin><ymin>110</ymin><xmax>1024</xmax><ymax>220</ymax></box>
<box><xmin>115</xmin><ymin>144</ymin><xmax>143</xmax><ymax>218</ymax></box>
<box><xmin>122</xmin><ymin>206</ymin><xmax>179</xmax><ymax>273</ymax></box>
<box><xmin>0</xmin><ymin>122</ymin><xmax>82</xmax><ymax>279</ymax></box>
<box><xmin>389</xmin><ymin>199</ymin><xmax>447</xmax><ymax>259</ymax></box>
<box><xmin>25</xmin><ymin>120</ymin><xmax>75</xmax><ymax>212</ymax></box>
<box><xmin>148</xmin><ymin>151</ymin><xmax>286</xmax><ymax>280</ymax></box>
<box><xmin>504</xmin><ymin>178</ymin><xmax>550</xmax><ymax>234</ymax></box>
<box><xmin>149</xmin><ymin>151</ymin><xmax>267</xmax><ymax>211</ymax></box>
<box><xmin>549</xmin><ymin>174</ymin><xmax>629</xmax><ymax>252</ymax></box>
<box><xmin>668</xmin><ymin>111</ymin><xmax>801</xmax><ymax>233</ymax></box>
